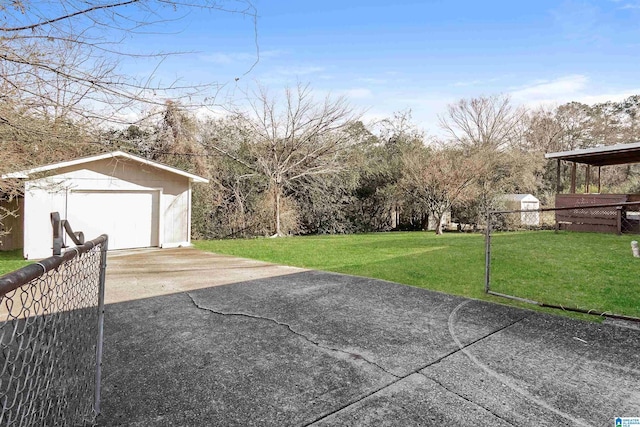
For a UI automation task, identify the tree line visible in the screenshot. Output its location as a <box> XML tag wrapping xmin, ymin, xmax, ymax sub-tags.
<box><xmin>5</xmin><ymin>83</ymin><xmax>640</xmax><ymax>238</ymax></box>
<box><xmin>3</xmin><ymin>1</ymin><xmax>640</xmax><ymax>239</ymax></box>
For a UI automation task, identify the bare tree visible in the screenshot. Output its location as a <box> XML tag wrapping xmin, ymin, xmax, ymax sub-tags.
<box><xmin>523</xmin><ymin>107</ymin><xmax>564</xmax><ymax>153</ymax></box>
<box><xmin>0</xmin><ymin>97</ymin><xmax>100</xmax><ymax>244</ymax></box>
<box><xmin>401</xmin><ymin>145</ymin><xmax>477</xmax><ymax>235</ymax></box>
<box><xmin>438</xmin><ymin>95</ymin><xmax>533</xmax><ymax>215</ymax></box>
<box><xmin>439</xmin><ymin>94</ymin><xmax>526</xmax><ymax>150</ymax></box>
<box><xmin>148</xmin><ymin>100</ymin><xmax>207</xmax><ymax>175</ymax></box>
<box><xmin>554</xmin><ymin>102</ymin><xmax>591</xmax><ymax>151</ymax></box>
<box><xmin>0</xmin><ymin>0</ymin><xmax>257</xmax><ymax>242</ymax></box>
<box><xmin>0</xmin><ymin>0</ymin><xmax>257</xmax><ymax>131</ymax></box>
<box><xmin>212</xmin><ymin>84</ymin><xmax>359</xmax><ymax>236</ymax></box>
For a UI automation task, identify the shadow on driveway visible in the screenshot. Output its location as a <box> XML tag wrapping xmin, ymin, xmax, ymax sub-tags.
<box><xmin>98</xmin><ymin>250</ymin><xmax>640</xmax><ymax>426</ymax></box>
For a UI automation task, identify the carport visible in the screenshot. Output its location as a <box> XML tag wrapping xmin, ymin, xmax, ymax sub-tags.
<box><xmin>545</xmin><ymin>142</ymin><xmax>640</xmax><ymax>234</ymax></box>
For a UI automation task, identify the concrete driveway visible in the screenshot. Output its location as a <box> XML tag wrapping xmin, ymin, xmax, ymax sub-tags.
<box><xmin>97</xmin><ymin>248</ymin><xmax>640</xmax><ymax>426</ymax></box>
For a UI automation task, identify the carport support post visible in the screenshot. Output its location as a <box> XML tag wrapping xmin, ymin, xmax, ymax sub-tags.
<box><xmin>556</xmin><ymin>159</ymin><xmax>561</xmax><ymax>194</ymax></box>
<box><xmin>484</xmin><ymin>209</ymin><xmax>491</xmax><ymax>293</ymax></box>
<box><xmin>585</xmin><ymin>165</ymin><xmax>591</xmax><ymax>194</ymax></box>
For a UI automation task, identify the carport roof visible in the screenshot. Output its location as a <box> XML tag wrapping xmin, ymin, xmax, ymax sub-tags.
<box><xmin>544</xmin><ymin>142</ymin><xmax>640</xmax><ymax>167</ymax></box>
<box><xmin>2</xmin><ymin>150</ymin><xmax>209</xmax><ymax>183</ymax></box>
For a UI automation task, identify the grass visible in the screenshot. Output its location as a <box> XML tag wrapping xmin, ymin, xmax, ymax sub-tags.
<box><xmin>194</xmin><ymin>231</ymin><xmax>640</xmax><ymax>320</ymax></box>
<box><xmin>490</xmin><ymin>231</ymin><xmax>639</xmax><ymax>317</ymax></box>
<box><xmin>0</xmin><ymin>249</ymin><xmax>30</xmax><ymax>276</ymax></box>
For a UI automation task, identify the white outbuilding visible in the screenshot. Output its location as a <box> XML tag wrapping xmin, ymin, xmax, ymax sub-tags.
<box><xmin>501</xmin><ymin>193</ymin><xmax>540</xmax><ymax>226</ymax></box>
<box><xmin>1</xmin><ymin>151</ymin><xmax>208</xmax><ymax>259</ymax></box>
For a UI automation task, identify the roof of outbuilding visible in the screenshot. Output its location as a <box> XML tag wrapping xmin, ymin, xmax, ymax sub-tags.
<box><xmin>544</xmin><ymin>142</ymin><xmax>640</xmax><ymax>166</ymax></box>
<box><xmin>2</xmin><ymin>151</ymin><xmax>209</xmax><ymax>183</ymax></box>
<box><xmin>502</xmin><ymin>193</ymin><xmax>539</xmax><ymax>202</ymax></box>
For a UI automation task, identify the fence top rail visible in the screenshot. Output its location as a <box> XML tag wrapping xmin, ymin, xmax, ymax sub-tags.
<box><xmin>491</xmin><ymin>201</ymin><xmax>640</xmax><ymax>216</ymax></box>
<box><xmin>0</xmin><ymin>234</ymin><xmax>108</xmax><ymax>297</ymax></box>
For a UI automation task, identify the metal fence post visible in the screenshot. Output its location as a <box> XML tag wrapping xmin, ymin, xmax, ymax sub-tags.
<box><xmin>484</xmin><ymin>209</ymin><xmax>492</xmax><ymax>293</ymax></box>
<box><xmin>51</xmin><ymin>212</ymin><xmax>63</xmax><ymax>256</ymax></box>
<box><xmin>94</xmin><ymin>236</ymin><xmax>108</xmax><ymax>416</ymax></box>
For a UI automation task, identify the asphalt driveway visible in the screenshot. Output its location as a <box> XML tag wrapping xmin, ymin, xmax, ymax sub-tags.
<box><xmin>97</xmin><ymin>248</ymin><xmax>640</xmax><ymax>426</ymax></box>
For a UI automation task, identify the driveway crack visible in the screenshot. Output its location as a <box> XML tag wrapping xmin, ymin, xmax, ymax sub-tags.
<box><xmin>420</xmin><ymin>315</ymin><xmax>528</xmax><ymax>371</ymax></box>
<box><xmin>419</xmin><ymin>373</ymin><xmax>516</xmax><ymax>426</ymax></box>
<box><xmin>186</xmin><ymin>292</ymin><xmax>400</xmax><ymax>379</ymax></box>
<box><xmin>305</xmin><ymin>309</ymin><xmax>530</xmax><ymax>426</ymax></box>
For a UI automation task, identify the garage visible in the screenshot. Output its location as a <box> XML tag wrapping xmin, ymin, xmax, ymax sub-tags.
<box><xmin>1</xmin><ymin>151</ymin><xmax>208</xmax><ymax>259</ymax></box>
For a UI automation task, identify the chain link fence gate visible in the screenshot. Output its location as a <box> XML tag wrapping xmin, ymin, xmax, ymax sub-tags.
<box><xmin>484</xmin><ymin>201</ymin><xmax>640</xmax><ymax>321</ymax></box>
<box><xmin>0</xmin><ymin>212</ymin><xmax>108</xmax><ymax>426</ymax></box>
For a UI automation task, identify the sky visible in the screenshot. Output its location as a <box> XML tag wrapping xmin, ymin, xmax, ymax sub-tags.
<box><xmin>120</xmin><ymin>0</ymin><xmax>640</xmax><ymax>133</ymax></box>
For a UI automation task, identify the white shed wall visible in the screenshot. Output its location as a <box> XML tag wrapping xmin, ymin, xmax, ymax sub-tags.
<box><xmin>24</xmin><ymin>182</ymin><xmax>67</xmax><ymax>259</ymax></box>
<box><xmin>501</xmin><ymin>194</ymin><xmax>540</xmax><ymax>226</ymax></box>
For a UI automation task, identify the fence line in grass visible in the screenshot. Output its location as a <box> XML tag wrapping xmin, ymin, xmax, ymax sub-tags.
<box><xmin>484</xmin><ymin>202</ymin><xmax>640</xmax><ymax>322</ymax></box>
<box><xmin>0</xmin><ymin>213</ymin><xmax>108</xmax><ymax>426</ymax></box>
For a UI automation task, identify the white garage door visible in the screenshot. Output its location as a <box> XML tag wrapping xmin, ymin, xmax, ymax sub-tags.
<box><xmin>67</xmin><ymin>190</ymin><xmax>159</xmax><ymax>250</ymax></box>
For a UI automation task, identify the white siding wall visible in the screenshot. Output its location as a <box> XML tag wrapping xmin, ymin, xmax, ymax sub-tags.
<box><xmin>501</xmin><ymin>194</ymin><xmax>540</xmax><ymax>226</ymax></box>
<box><xmin>159</xmin><ymin>173</ymin><xmax>190</xmax><ymax>247</ymax></box>
<box><xmin>24</xmin><ymin>182</ymin><xmax>67</xmax><ymax>259</ymax></box>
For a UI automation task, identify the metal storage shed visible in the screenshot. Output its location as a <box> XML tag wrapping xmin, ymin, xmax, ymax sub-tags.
<box><xmin>1</xmin><ymin>151</ymin><xmax>208</xmax><ymax>259</ymax></box>
<box><xmin>501</xmin><ymin>194</ymin><xmax>540</xmax><ymax>226</ymax></box>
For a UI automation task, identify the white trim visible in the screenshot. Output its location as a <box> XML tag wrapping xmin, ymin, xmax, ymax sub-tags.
<box><xmin>157</xmin><ymin>188</ymin><xmax>164</xmax><ymax>248</ymax></box>
<box><xmin>2</xmin><ymin>150</ymin><xmax>209</xmax><ymax>183</ymax></box>
<box><xmin>502</xmin><ymin>193</ymin><xmax>539</xmax><ymax>202</ymax></box>
<box><xmin>187</xmin><ymin>181</ymin><xmax>192</xmax><ymax>244</ymax></box>
<box><xmin>160</xmin><ymin>241</ymin><xmax>192</xmax><ymax>249</ymax></box>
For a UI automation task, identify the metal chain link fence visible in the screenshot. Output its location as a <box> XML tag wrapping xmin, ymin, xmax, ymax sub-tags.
<box><xmin>484</xmin><ymin>202</ymin><xmax>640</xmax><ymax>321</ymax></box>
<box><xmin>0</xmin><ymin>235</ymin><xmax>108</xmax><ymax>426</ymax></box>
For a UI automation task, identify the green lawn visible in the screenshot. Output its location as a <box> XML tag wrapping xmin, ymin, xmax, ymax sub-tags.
<box><xmin>194</xmin><ymin>231</ymin><xmax>640</xmax><ymax>320</ymax></box>
<box><xmin>0</xmin><ymin>249</ymin><xmax>30</xmax><ymax>276</ymax></box>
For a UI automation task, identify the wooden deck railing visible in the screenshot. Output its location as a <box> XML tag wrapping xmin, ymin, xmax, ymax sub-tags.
<box><xmin>555</xmin><ymin>194</ymin><xmax>640</xmax><ymax>234</ymax></box>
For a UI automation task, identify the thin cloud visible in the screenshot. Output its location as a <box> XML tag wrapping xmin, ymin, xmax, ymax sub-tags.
<box><xmin>194</xmin><ymin>106</ymin><xmax>229</xmax><ymax>121</ymax></box>
<box><xmin>260</xmin><ymin>49</ymin><xmax>289</xmax><ymax>59</ymax></box>
<box><xmin>509</xmin><ymin>74</ymin><xmax>640</xmax><ymax>107</ymax></box>
<box><xmin>610</xmin><ymin>0</ymin><xmax>640</xmax><ymax>9</ymax></box>
<box><xmin>341</xmin><ymin>88</ymin><xmax>373</xmax><ymax>99</ymax></box>
<box><xmin>550</xmin><ymin>1</ymin><xmax>606</xmax><ymax>43</ymax></box>
<box><xmin>199</xmin><ymin>49</ymin><xmax>285</xmax><ymax>64</ymax></box>
<box><xmin>452</xmin><ymin>77</ymin><xmax>500</xmax><ymax>87</ymax></box>
<box><xmin>574</xmin><ymin>90</ymin><xmax>640</xmax><ymax>104</ymax></box>
<box><xmin>510</xmin><ymin>75</ymin><xmax>589</xmax><ymax>102</ymax></box>
<box><xmin>200</xmin><ymin>52</ymin><xmax>256</xmax><ymax>64</ymax></box>
<box><xmin>274</xmin><ymin>65</ymin><xmax>325</xmax><ymax>76</ymax></box>
<box><xmin>356</xmin><ymin>77</ymin><xmax>388</xmax><ymax>85</ymax></box>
